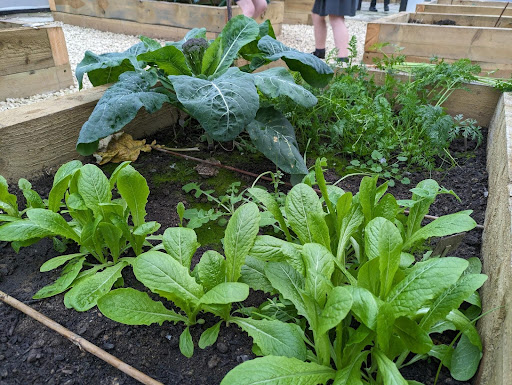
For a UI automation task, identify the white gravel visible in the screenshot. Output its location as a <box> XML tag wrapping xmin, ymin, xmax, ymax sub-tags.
<box><xmin>0</xmin><ymin>20</ymin><xmax>367</xmax><ymax>112</ymax></box>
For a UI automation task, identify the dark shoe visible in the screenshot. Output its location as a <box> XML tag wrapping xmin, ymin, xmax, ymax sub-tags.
<box><xmin>369</xmin><ymin>6</ymin><xmax>378</xmax><ymax>11</ymax></box>
<box><xmin>384</xmin><ymin>4</ymin><xmax>389</xmax><ymax>11</ymax></box>
<box><xmin>312</xmin><ymin>49</ymin><xmax>326</xmax><ymax>59</ymax></box>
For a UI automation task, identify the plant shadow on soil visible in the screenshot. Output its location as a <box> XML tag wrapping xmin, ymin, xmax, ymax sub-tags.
<box><xmin>0</xmin><ymin>126</ymin><xmax>487</xmax><ymax>385</ymax></box>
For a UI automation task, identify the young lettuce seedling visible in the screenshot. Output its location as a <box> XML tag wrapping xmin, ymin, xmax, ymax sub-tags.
<box><xmin>0</xmin><ymin>161</ymin><xmax>160</xmax><ymax>311</ymax></box>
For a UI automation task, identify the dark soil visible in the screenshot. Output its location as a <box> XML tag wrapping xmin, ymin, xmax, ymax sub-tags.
<box><xmin>0</xmin><ymin>129</ymin><xmax>487</xmax><ymax>385</ymax></box>
<box><xmin>433</xmin><ymin>19</ymin><xmax>457</xmax><ymax>26</ymax></box>
<box><xmin>409</xmin><ymin>19</ymin><xmax>457</xmax><ymax>26</ymax></box>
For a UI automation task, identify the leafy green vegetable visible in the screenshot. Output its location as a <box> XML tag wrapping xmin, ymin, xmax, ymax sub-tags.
<box><xmin>76</xmin><ymin>15</ymin><xmax>330</xmax><ymax>176</ymax></box>
<box><xmin>0</xmin><ymin>162</ymin><xmax>160</xmax><ymax>310</ymax></box>
<box><xmin>221</xmin><ymin>165</ymin><xmax>485</xmax><ymax>384</ymax></box>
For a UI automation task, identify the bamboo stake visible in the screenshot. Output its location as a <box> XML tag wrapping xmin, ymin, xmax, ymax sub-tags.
<box><xmin>151</xmin><ymin>145</ymin><xmax>485</xmax><ymax>230</ymax></box>
<box><xmin>0</xmin><ymin>290</ymin><xmax>164</xmax><ymax>385</ymax></box>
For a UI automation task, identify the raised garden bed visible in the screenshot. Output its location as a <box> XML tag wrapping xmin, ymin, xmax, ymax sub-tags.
<box><xmin>364</xmin><ymin>12</ymin><xmax>512</xmax><ymax>77</ymax></box>
<box><xmin>0</xmin><ymin>34</ymin><xmax>510</xmax><ymax>382</ymax></box>
<box><xmin>50</xmin><ymin>0</ymin><xmax>284</xmax><ymax>40</ymax></box>
<box><xmin>416</xmin><ymin>2</ymin><xmax>512</xmax><ymax>16</ymax></box>
<box><xmin>0</xmin><ymin>21</ymin><xmax>73</xmax><ymax>101</ymax></box>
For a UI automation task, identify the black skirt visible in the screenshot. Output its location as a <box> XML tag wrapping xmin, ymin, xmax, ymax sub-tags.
<box><xmin>312</xmin><ymin>0</ymin><xmax>358</xmax><ymax>16</ymax></box>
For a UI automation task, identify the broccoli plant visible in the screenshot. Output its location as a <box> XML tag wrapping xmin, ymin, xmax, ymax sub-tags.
<box><xmin>75</xmin><ymin>16</ymin><xmax>334</xmax><ymax>179</ymax></box>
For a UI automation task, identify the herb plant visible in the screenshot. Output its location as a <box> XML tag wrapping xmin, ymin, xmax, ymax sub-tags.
<box><xmin>75</xmin><ymin>15</ymin><xmax>333</xmax><ymax>179</ymax></box>
<box><xmin>221</xmin><ymin>159</ymin><xmax>486</xmax><ymax>384</ymax></box>
<box><xmin>276</xmin><ymin>39</ymin><xmax>484</xmax><ymax>183</ymax></box>
<box><xmin>0</xmin><ymin>161</ymin><xmax>160</xmax><ymax>311</ymax></box>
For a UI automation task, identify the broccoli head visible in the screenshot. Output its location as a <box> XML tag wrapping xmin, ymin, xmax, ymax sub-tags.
<box><xmin>182</xmin><ymin>38</ymin><xmax>209</xmax><ymax>75</ymax></box>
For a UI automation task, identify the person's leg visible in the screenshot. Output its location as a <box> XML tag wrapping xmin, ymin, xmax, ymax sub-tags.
<box><xmin>236</xmin><ymin>0</ymin><xmax>256</xmax><ymax>17</ymax></box>
<box><xmin>252</xmin><ymin>0</ymin><xmax>267</xmax><ymax>18</ymax></box>
<box><xmin>312</xmin><ymin>13</ymin><xmax>327</xmax><ymax>49</ymax></box>
<box><xmin>369</xmin><ymin>0</ymin><xmax>377</xmax><ymax>11</ymax></box>
<box><xmin>329</xmin><ymin>14</ymin><xmax>349</xmax><ymax>58</ymax></box>
<box><xmin>384</xmin><ymin>0</ymin><xmax>390</xmax><ymax>11</ymax></box>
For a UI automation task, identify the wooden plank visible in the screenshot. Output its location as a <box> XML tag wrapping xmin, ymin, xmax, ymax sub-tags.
<box><xmin>46</xmin><ymin>27</ymin><xmax>71</xmax><ymax>67</ymax></box>
<box><xmin>364</xmin><ymin>22</ymin><xmax>512</xmax><ymax>77</ymax></box>
<box><xmin>409</xmin><ymin>12</ymin><xmax>512</xmax><ymax>28</ymax></box>
<box><xmin>52</xmin><ymin>12</ymin><xmax>219</xmax><ymax>40</ymax></box>
<box><xmin>0</xmin><ymin>64</ymin><xmax>74</xmax><ymax>101</ymax></box>
<box><xmin>0</xmin><ymin>21</ymin><xmax>19</xmax><ymax>29</ymax></box>
<box><xmin>368</xmin><ymin>68</ymin><xmax>501</xmax><ymax>127</ymax></box>
<box><xmin>477</xmin><ymin>92</ymin><xmax>512</xmax><ymax>385</ymax></box>
<box><xmin>376</xmin><ymin>12</ymin><xmax>411</xmax><ymax>23</ymax></box>
<box><xmin>48</xmin><ymin>0</ymin><xmax>56</xmax><ymax>11</ymax></box>
<box><xmin>364</xmin><ymin>22</ymin><xmax>382</xmax><ymax>53</ymax></box>
<box><xmin>54</xmin><ymin>0</ymin><xmax>283</xmax><ymax>34</ymax></box>
<box><xmin>284</xmin><ymin>12</ymin><xmax>313</xmax><ymax>25</ymax></box>
<box><xmin>364</xmin><ymin>52</ymin><xmax>512</xmax><ymax>78</ymax></box>
<box><xmin>436</xmin><ymin>0</ymin><xmax>509</xmax><ymax>6</ymax></box>
<box><xmin>0</xmin><ymin>86</ymin><xmax>180</xmax><ymax>182</ymax></box>
<box><xmin>417</xmin><ymin>3</ymin><xmax>512</xmax><ymax>16</ymax></box>
<box><xmin>0</xmin><ymin>27</ymin><xmax>54</xmax><ymax>76</ymax></box>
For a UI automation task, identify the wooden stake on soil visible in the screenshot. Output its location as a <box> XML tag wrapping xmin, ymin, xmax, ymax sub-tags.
<box><xmin>0</xmin><ymin>290</ymin><xmax>164</xmax><ymax>385</ymax></box>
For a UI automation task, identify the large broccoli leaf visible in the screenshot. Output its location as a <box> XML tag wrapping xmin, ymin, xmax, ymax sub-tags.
<box><xmin>257</xmin><ymin>36</ymin><xmax>334</xmax><ymax>88</ymax></box>
<box><xmin>76</xmin><ymin>71</ymin><xmax>168</xmax><ymax>155</ymax></box>
<box><xmin>246</xmin><ymin>107</ymin><xmax>308</xmax><ymax>175</ymax></box>
<box><xmin>202</xmin><ymin>15</ymin><xmax>259</xmax><ymax>77</ymax></box>
<box><xmin>169</xmin><ymin>67</ymin><xmax>259</xmax><ymax>141</ymax></box>
<box><xmin>75</xmin><ymin>42</ymin><xmax>149</xmax><ymax>89</ymax></box>
<box><xmin>253</xmin><ymin>67</ymin><xmax>318</xmax><ymax>108</ymax></box>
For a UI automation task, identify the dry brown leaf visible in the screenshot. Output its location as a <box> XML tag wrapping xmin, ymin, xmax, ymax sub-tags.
<box><xmin>95</xmin><ymin>133</ymin><xmax>153</xmax><ymax>165</ymax></box>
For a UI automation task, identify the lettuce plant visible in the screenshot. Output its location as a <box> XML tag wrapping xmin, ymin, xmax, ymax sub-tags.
<box><xmin>0</xmin><ymin>161</ymin><xmax>160</xmax><ymax>311</ymax></box>
<box><xmin>75</xmin><ymin>15</ymin><xmax>334</xmax><ymax>178</ymax></box>
<box><xmin>221</xmin><ymin>161</ymin><xmax>487</xmax><ymax>384</ymax></box>
<box><xmin>96</xmin><ymin>202</ymin><xmax>307</xmax><ymax>359</ymax></box>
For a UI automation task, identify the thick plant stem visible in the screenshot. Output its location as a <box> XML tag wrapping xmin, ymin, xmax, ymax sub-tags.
<box><xmin>0</xmin><ymin>290</ymin><xmax>164</xmax><ymax>385</ymax></box>
<box><xmin>314</xmin><ymin>331</ymin><xmax>332</xmax><ymax>367</ymax></box>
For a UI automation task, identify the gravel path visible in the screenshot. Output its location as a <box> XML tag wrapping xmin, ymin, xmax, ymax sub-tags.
<box><xmin>0</xmin><ymin>19</ymin><xmax>368</xmax><ymax>111</ymax></box>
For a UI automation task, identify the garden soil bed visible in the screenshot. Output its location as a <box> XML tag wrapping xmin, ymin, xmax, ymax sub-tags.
<box><xmin>0</xmin><ymin>128</ymin><xmax>487</xmax><ymax>385</ymax></box>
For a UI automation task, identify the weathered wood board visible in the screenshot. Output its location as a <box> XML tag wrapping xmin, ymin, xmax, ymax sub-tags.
<box><xmin>284</xmin><ymin>0</ymin><xmax>313</xmax><ymax>25</ymax></box>
<box><xmin>409</xmin><ymin>12</ymin><xmax>512</xmax><ymax>28</ymax></box>
<box><xmin>0</xmin><ymin>23</ymin><xmax>74</xmax><ymax>100</ymax></box>
<box><xmin>416</xmin><ymin>3</ymin><xmax>512</xmax><ymax>16</ymax></box>
<box><xmin>478</xmin><ymin>92</ymin><xmax>512</xmax><ymax>385</ymax></box>
<box><xmin>52</xmin><ymin>0</ymin><xmax>284</xmax><ymax>40</ymax></box>
<box><xmin>434</xmin><ymin>0</ymin><xmax>511</xmax><ymax>6</ymax></box>
<box><xmin>0</xmin><ymin>86</ymin><xmax>180</xmax><ymax>182</ymax></box>
<box><xmin>364</xmin><ymin>12</ymin><xmax>512</xmax><ymax>78</ymax></box>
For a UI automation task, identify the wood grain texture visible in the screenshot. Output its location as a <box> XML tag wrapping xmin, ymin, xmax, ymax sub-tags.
<box><xmin>0</xmin><ymin>25</ymin><xmax>74</xmax><ymax>100</ymax></box>
<box><xmin>478</xmin><ymin>92</ymin><xmax>512</xmax><ymax>385</ymax></box>
<box><xmin>416</xmin><ymin>3</ymin><xmax>512</xmax><ymax>16</ymax></box>
<box><xmin>0</xmin><ymin>27</ymin><xmax>54</xmax><ymax>76</ymax></box>
<box><xmin>409</xmin><ymin>12</ymin><xmax>512</xmax><ymax>28</ymax></box>
<box><xmin>364</xmin><ymin>17</ymin><xmax>512</xmax><ymax>78</ymax></box>
<box><xmin>0</xmin><ymin>64</ymin><xmax>73</xmax><ymax>101</ymax></box>
<box><xmin>0</xmin><ymin>86</ymin><xmax>180</xmax><ymax>181</ymax></box>
<box><xmin>436</xmin><ymin>0</ymin><xmax>509</xmax><ymax>6</ymax></box>
<box><xmin>54</xmin><ymin>0</ymin><xmax>283</xmax><ymax>34</ymax></box>
<box><xmin>46</xmin><ymin>27</ymin><xmax>71</xmax><ymax>66</ymax></box>
<box><xmin>52</xmin><ymin>12</ymin><xmax>219</xmax><ymax>40</ymax></box>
